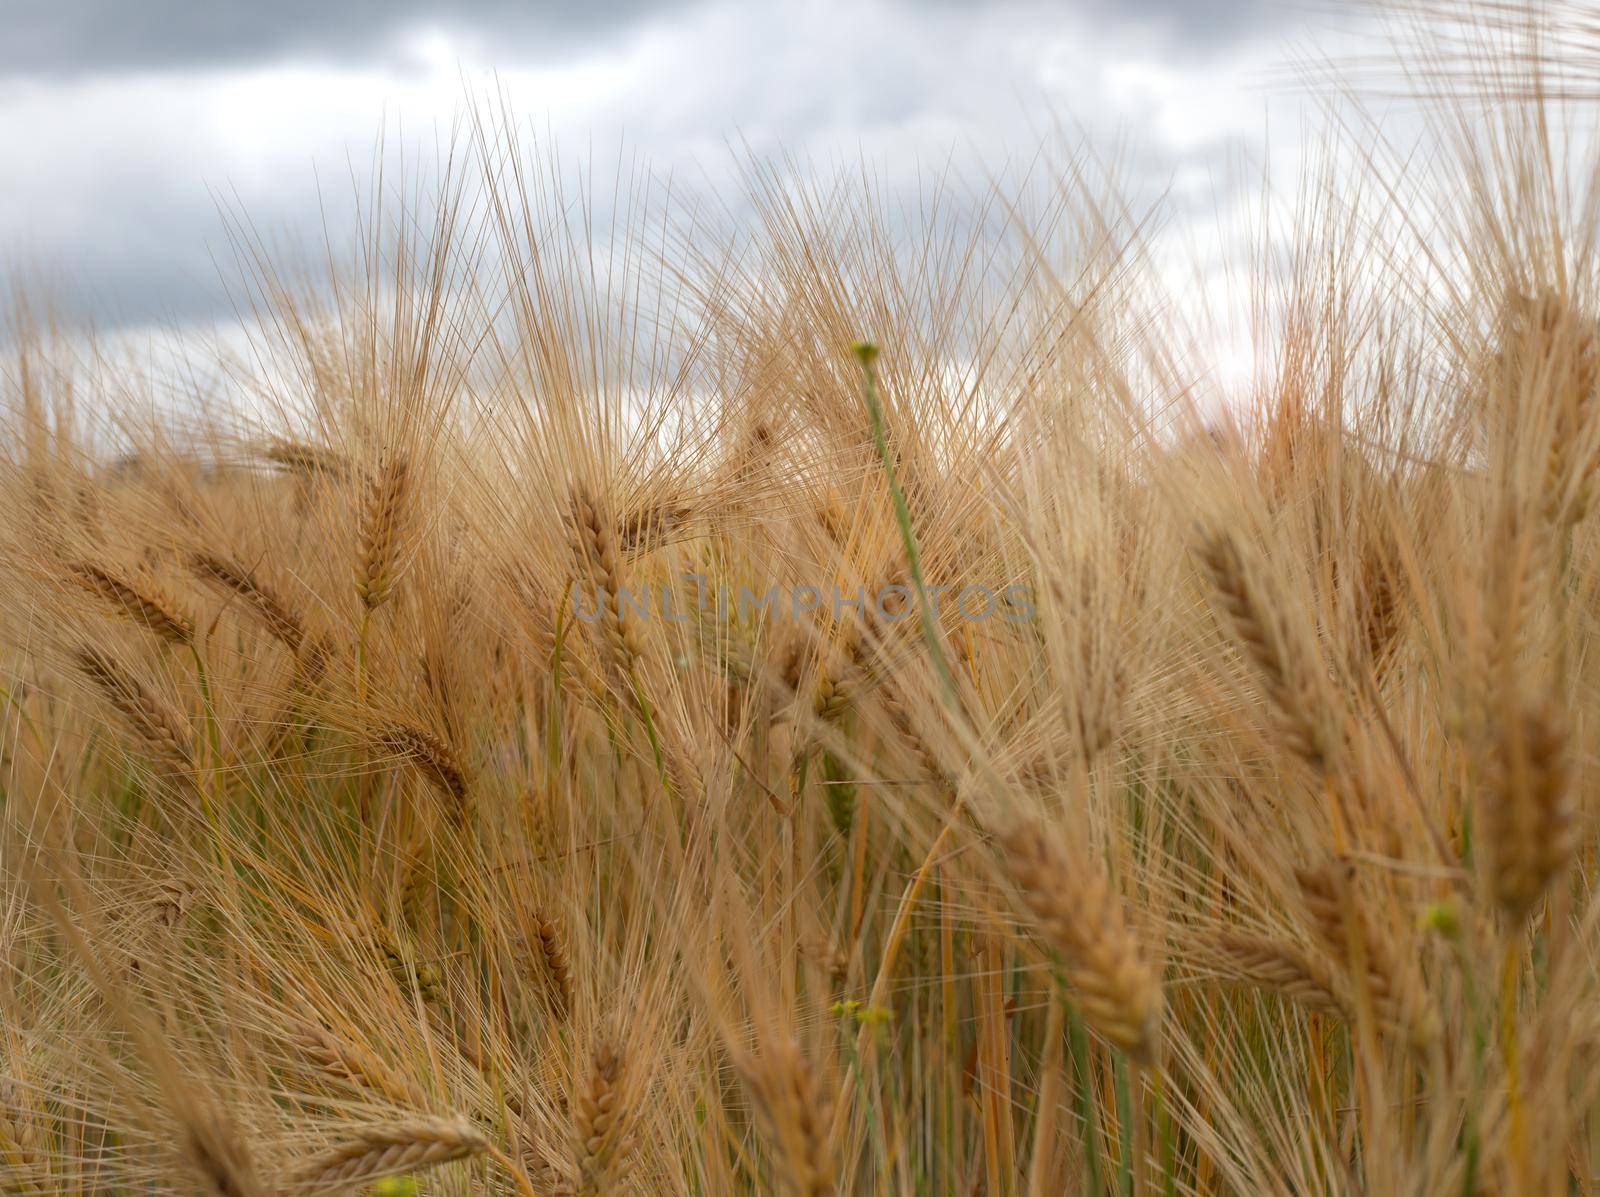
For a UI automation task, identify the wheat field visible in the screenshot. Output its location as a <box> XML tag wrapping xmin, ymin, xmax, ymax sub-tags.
<box><xmin>4</xmin><ymin>5</ymin><xmax>1600</xmax><ymax>1195</ymax></box>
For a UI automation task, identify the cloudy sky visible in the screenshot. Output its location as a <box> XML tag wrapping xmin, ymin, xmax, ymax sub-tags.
<box><xmin>0</xmin><ymin>0</ymin><xmax>1350</xmax><ymax>349</ymax></box>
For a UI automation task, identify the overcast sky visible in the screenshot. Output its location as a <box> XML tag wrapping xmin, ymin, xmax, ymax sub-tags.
<box><xmin>0</xmin><ymin>0</ymin><xmax>1343</xmax><ymax>350</ymax></box>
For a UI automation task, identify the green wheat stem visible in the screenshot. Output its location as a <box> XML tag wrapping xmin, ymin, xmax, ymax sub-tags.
<box><xmin>1151</xmin><ymin>1070</ymin><xmax>1176</xmax><ymax>1197</ymax></box>
<box><xmin>1114</xmin><ymin>1052</ymin><xmax>1134</xmax><ymax>1197</ymax></box>
<box><xmin>1068</xmin><ymin>1003</ymin><xmax>1106</xmax><ymax>1196</ymax></box>
<box><xmin>853</xmin><ymin>342</ymin><xmax>958</xmax><ymax>707</ymax></box>
<box><xmin>628</xmin><ymin>669</ymin><xmax>672</xmax><ymax>797</ymax></box>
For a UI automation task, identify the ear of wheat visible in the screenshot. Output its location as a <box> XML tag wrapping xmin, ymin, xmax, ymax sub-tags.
<box><xmin>1296</xmin><ymin>859</ymin><xmax>1440</xmax><ymax>1052</ymax></box>
<box><xmin>71</xmin><ymin>562</ymin><xmax>195</xmax><ymax>647</ymax></box>
<box><xmin>152</xmin><ymin>878</ymin><xmax>201</xmax><ymax>928</ymax></box>
<box><xmin>737</xmin><ymin>1040</ymin><xmax>834</xmax><ymax>1197</ymax></box>
<box><xmin>1481</xmin><ymin>701</ymin><xmax>1577</xmax><ymax>923</ymax></box>
<box><xmin>291</xmin><ymin>1019</ymin><xmax>429</xmax><ymax>1110</ymax></box>
<box><xmin>617</xmin><ymin>498</ymin><xmax>693</xmax><ymax>556</ymax></box>
<box><xmin>1512</xmin><ymin>291</ymin><xmax>1600</xmax><ymax>531</ymax></box>
<box><xmin>183</xmin><ymin>1110</ymin><xmax>268</xmax><ymax>1197</ymax></box>
<box><xmin>372</xmin><ymin>721</ymin><xmax>471</xmax><ymax>818</ymax></box>
<box><xmin>567</xmin><ymin>482</ymin><xmax>647</xmax><ymax>675</ymax></box>
<box><xmin>535</xmin><ymin>913</ymin><xmax>574</xmax><ymax>1018</ymax></box>
<box><xmin>0</xmin><ymin>1077</ymin><xmax>45</xmax><ymax>1196</ymax></box>
<box><xmin>1195</xmin><ymin>530</ymin><xmax>1328</xmax><ymax>770</ymax></box>
<box><xmin>1211</xmin><ymin>931</ymin><xmax>1350</xmax><ymax>1021</ymax></box>
<box><xmin>1000</xmin><ymin>820</ymin><xmax>1163</xmax><ymax>1064</ymax></box>
<box><xmin>373</xmin><ymin>928</ymin><xmax>445</xmax><ymax>1006</ymax></box>
<box><xmin>190</xmin><ymin>551</ymin><xmax>305</xmax><ymax>651</ymax></box>
<box><xmin>291</xmin><ymin>1116</ymin><xmax>486</xmax><ymax>1192</ymax></box>
<box><xmin>263</xmin><ymin>438</ymin><xmax>351</xmax><ymax>483</ymax></box>
<box><xmin>573</xmin><ymin>1036</ymin><xmax>632</xmax><ymax>1195</ymax></box>
<box><xmin>74</xmin><ymin>647</ymin><xmax>193</xmax><ymax>770</ymax></box>
<box><xmin>356</xmin><ymin>454</ymin><xmax>412</xmax><ymax>611</ymax></box>
<box><xmin>809</xmin><ymin>568</ymin><xmax>901</xmax><ymax>726</ymax></box>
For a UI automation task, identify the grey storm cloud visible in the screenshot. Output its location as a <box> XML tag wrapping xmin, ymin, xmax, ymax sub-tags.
<box><xmin>0</xmin><ymin>0</ymin><xmax>1312</xmax><ymax>335</ymax></box>
<box><xmin>0</xmin><ymin>0</ymin><xmax>679</xmax><ymax>75</ymax></box>
<box><xmin>2</xmin><ymin>0</ymin><xmax>1283</xmax><ymax>77</ymax></box>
